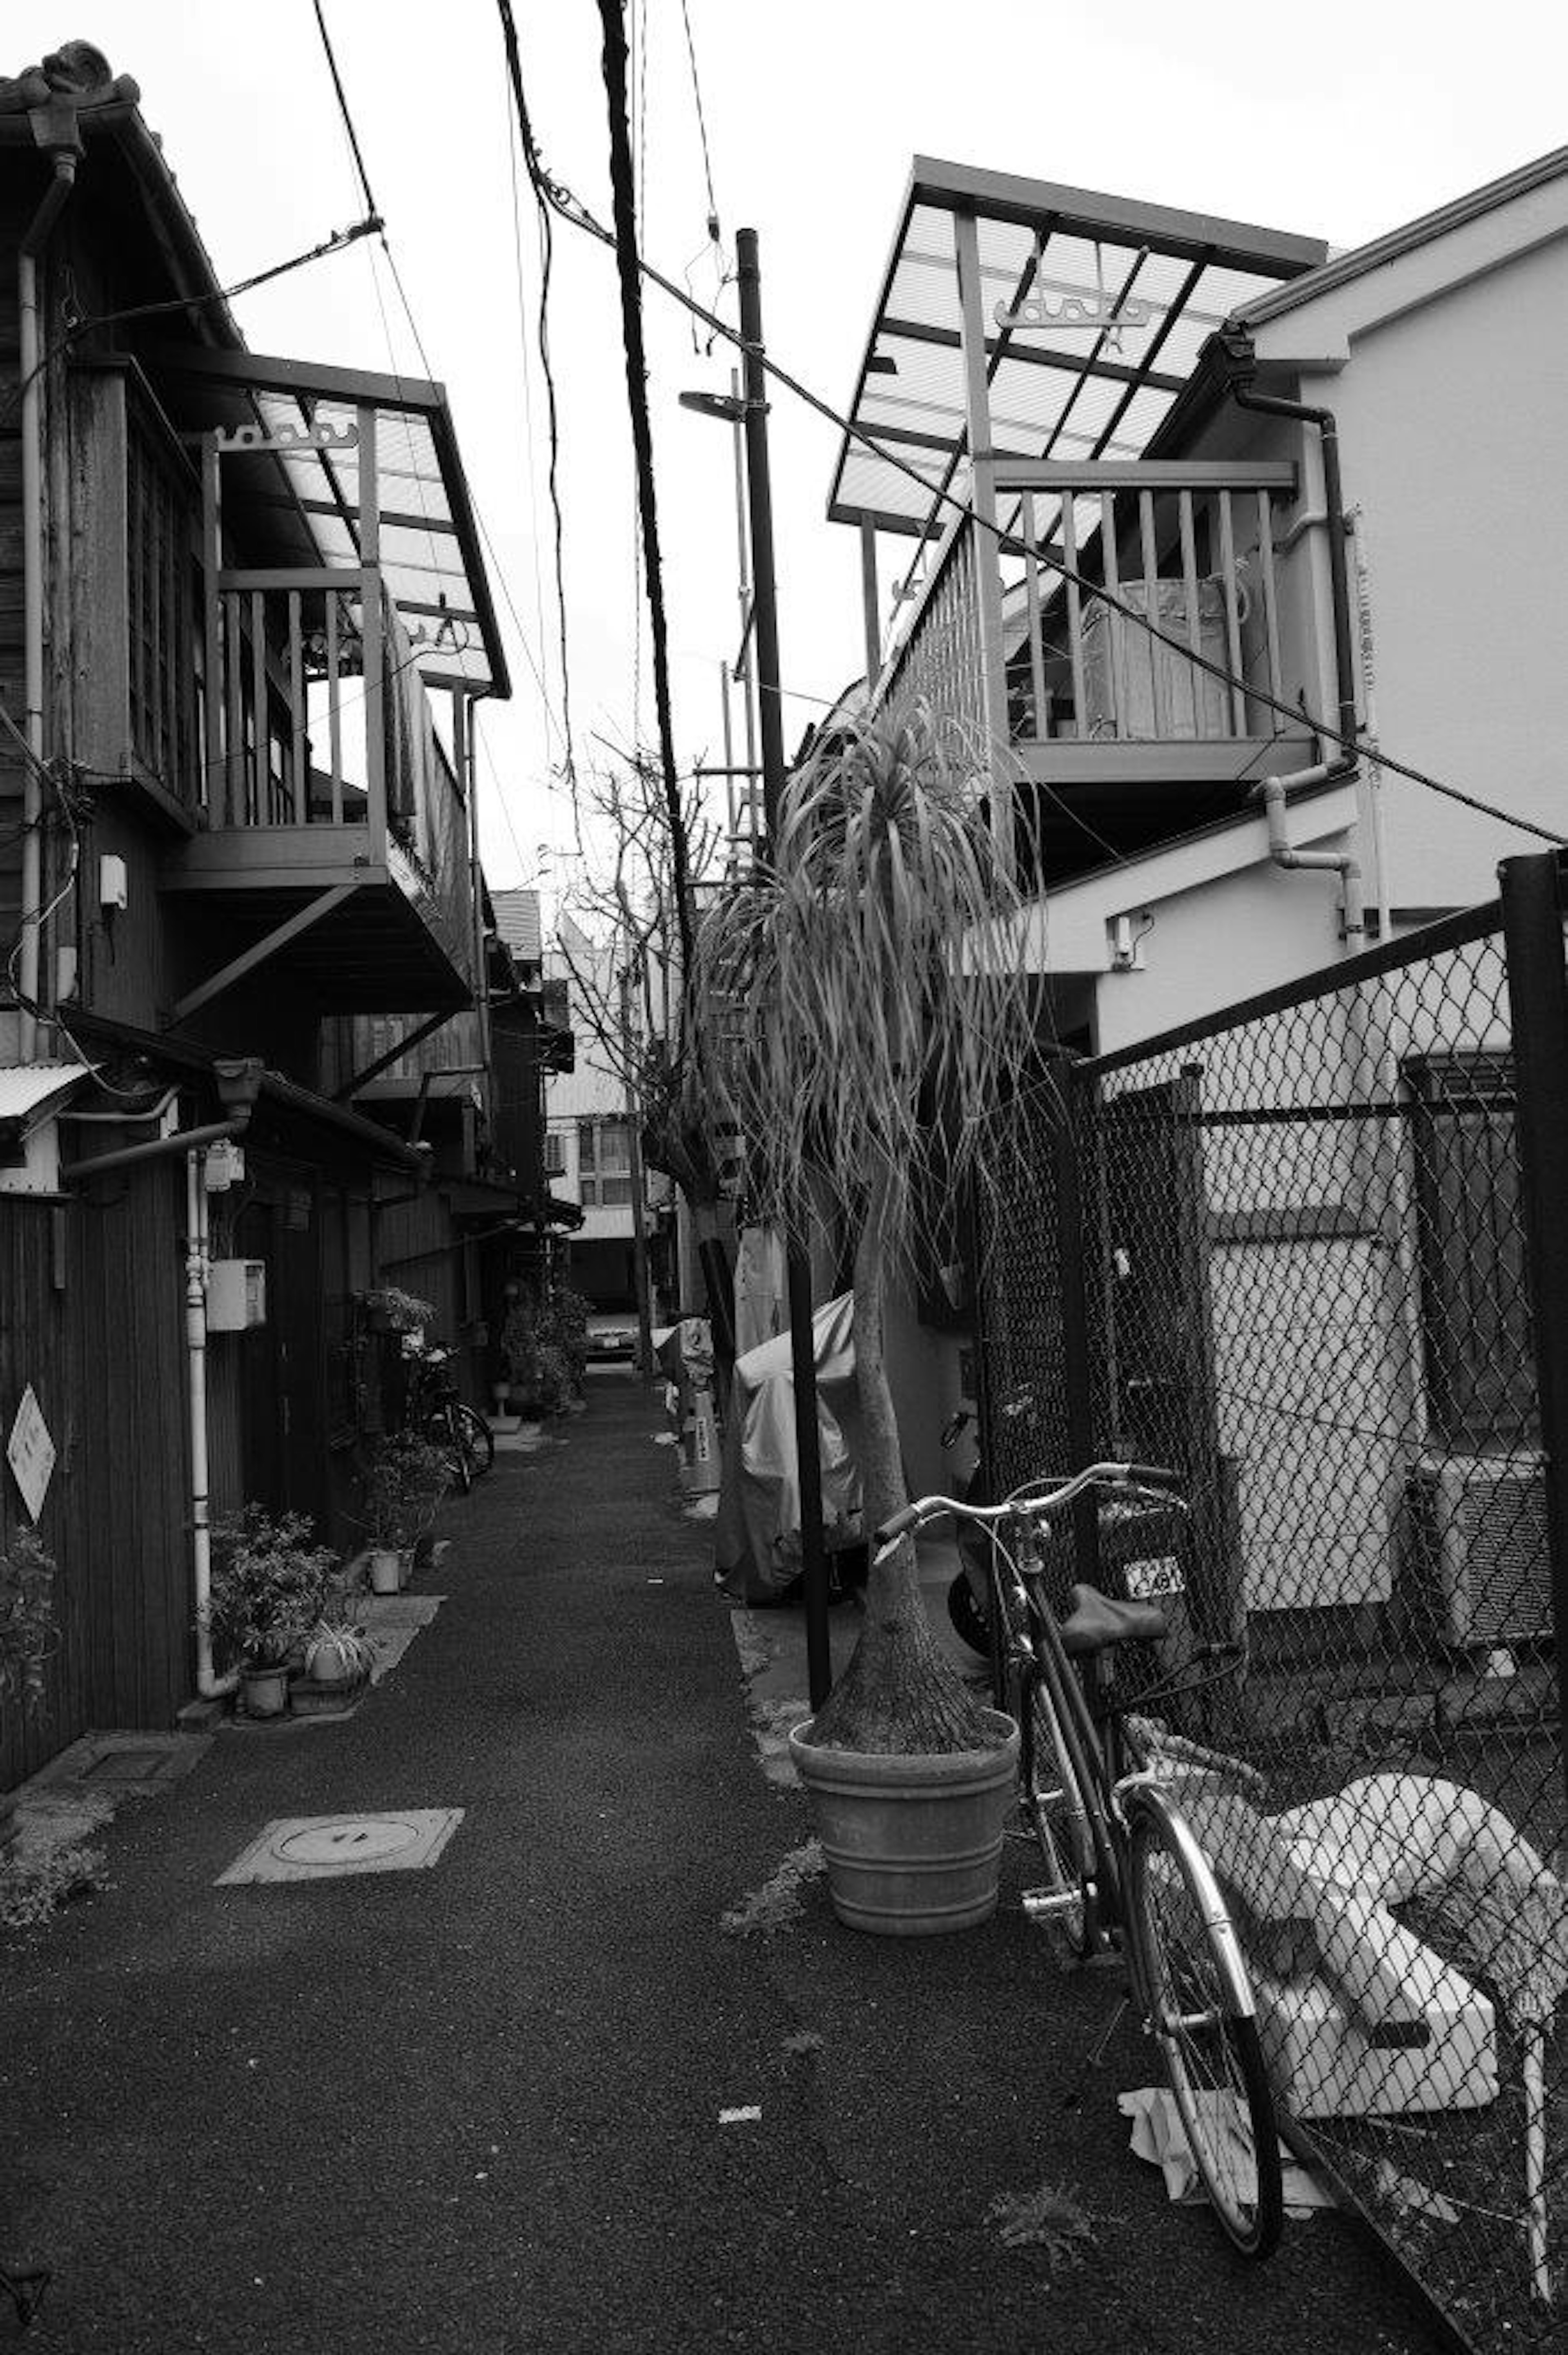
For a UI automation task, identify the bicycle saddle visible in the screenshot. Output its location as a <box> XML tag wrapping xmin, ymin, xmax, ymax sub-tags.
<box><xmin>1058</xmin><ymin>1582</ymin><xmax>1168</xmax><ymax>1657</ymax></box>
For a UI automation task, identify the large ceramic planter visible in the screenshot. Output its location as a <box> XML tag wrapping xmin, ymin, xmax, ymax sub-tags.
<box><xmin>788</xmin><ymin>1707</ymin><xmax>1019</xmax><ymax>1936</ymax></box>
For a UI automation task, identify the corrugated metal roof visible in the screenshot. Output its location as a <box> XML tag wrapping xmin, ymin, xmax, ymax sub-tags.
<box><xmin>0</xmin><ymin>1064</ymin><xmax>91</xmax><ymax>1125</ymax></box>
<box><xmin>491</xmin><ymin>889</ymin><xmax>543</xmax><ymax>964</ymax></box>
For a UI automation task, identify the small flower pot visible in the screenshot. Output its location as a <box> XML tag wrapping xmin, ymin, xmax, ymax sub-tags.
<box><xmin>368</xmin><ymin>1547</ymin><xmax>402</xmax><ymax>1596</ymax></box>
<box><xmin>239</xmin><ymin>1664</ymin><xmax>291</xmax><ymax>1719</ymax></box>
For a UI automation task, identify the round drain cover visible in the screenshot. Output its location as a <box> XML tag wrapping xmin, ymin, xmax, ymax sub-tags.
<box><xmin>274</xmin><ymin>1816</ymin><xmax>425</xmax><ymax>1867</ymax></box>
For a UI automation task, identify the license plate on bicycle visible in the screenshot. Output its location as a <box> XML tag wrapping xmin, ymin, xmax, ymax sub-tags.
<box><xmin>1123</xmin><ymin>1556</ymin><xmax>1184</xmax><ymax>1601</ymax></box>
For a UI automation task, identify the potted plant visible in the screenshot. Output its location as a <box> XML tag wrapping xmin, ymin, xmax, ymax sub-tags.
<box><xmin>359</xmin><ymin>1432</ymin><xmax>449</xmax><ymax>1592</ymax></box>
<box><xmin>205</xmin><ymin>1505</ymin><xmax>336</xmax><ymax>1717</ymax></box>
<box><xmin>361</xmin><ymin>1285</ymin><xmax>434</xmax><ymax>1336</ymax></box>
<box><xmin>0</xmin><ymin>1523</ymin><xmax>58</xmax><ymax>1726</ymax></box>
<box><xmin>687</xmin><ymin>704</ymin><xmax>1038</xmax><ymax>1931</ymax></box>
<box><xmin>303</xmin><ymin>1617</ymin><xmax>378</xmax><ymax>1695</ymax></box>
<box><xmin>500</xmin><ymin>1296</ymin><xmax>550</xmax><ymax>1435</ymax></box>
<box><xmin>1</xmin><ymin>1524</ymin><xmax>58</xmax><ymax>1851</ymax></box>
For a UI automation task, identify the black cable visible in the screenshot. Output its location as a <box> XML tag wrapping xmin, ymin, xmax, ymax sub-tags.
<box><xmin>496</xmin><ymin>56</ymin><xmax>1565</xmax><ymax>852</ymax></box>
<box><xmin>678</xmin><ymin>0</ymin><xmax>719</xmax><ymax>232</ymax></box>
<box><xmin>497</xmin><ymin>0</ymin><xmax>578</xmax><ymax>798</ymax></box>
<box><xmin>594</xmin><ymin>0</ymin><xmax>696</xmax><ymax>979</ymax></box>
<box><xmin>311</xmin><ymin>0</ymin><xmax>380</xmax><ymax>221</ymax></box>
<box><xmin>0</xmin><ymin>217</ymin><xmax>381</xmax><ymax>436</ymax></box>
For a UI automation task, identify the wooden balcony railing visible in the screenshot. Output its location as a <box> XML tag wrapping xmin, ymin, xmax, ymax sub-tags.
<box><xmin>174</xmin><ymin>561</ymin><xmax>472</xmax><ymax>992</ymax></box>
<box><xmin>875</xmin><ymin>461</ymin><xmax>1314</xmax><ymax>798</ymax></box>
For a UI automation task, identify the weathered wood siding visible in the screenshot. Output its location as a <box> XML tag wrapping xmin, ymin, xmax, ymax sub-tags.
<box><xmin>1</xmin><ymin>1160</ymin><xmax>193</xmax><ymax>1790</ymax></box>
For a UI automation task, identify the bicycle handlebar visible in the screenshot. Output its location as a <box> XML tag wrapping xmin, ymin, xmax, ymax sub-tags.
<box><xmin>871</xmin><ymin>1461</ymin><xmax>1184</xmax><ymax>1562</ymax></box>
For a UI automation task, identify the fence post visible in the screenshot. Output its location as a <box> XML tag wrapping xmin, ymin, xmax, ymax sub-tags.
<box><xmin>1053</xmin><ymin>1065</ymin><xmax>1100</xmax><ymax>1589</ymax></box>
<box><xmin>1499</xmin><ymin>849</ymin><xmax>1568</xmax><ymax>1812</ymax></box>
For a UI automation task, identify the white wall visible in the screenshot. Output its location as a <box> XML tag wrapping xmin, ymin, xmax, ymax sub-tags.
<box><xmin>1254</xmin><ymin>210</ymin><xmax>1568</xmax><ymax>913</ymax></box>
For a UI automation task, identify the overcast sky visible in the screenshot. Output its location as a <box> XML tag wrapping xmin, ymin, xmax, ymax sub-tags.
<box><xmin>10</xmin><ymin>2</ymin><xmax>1567</xmax><ymax>921</ymax></box>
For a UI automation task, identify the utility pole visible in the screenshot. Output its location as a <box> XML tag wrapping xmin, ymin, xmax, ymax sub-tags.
<box><xmin>619</xmin><ymin>960</ymin><xmax>655</xmax><ymax>1378</ymax></box>
<box><xmin>736</xmin><ymin>226</ymin><xmax>833</xmax><ymax>1711</ymax></box>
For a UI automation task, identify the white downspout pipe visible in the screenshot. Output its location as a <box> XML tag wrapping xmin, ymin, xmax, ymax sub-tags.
<box><xmin>17</xmin><ymin>150</ymin><xmax>77</xmax><ymax>1064</ymax></box>
<box><xmin>187</xmin><ymin>1148</ymin><xmax>238</xmax><ymax>1700</ymax></box>
<box><xmin>1252</xmin><ymin>764</ymin><xmax>1365</xmax><ymax>946</ymax></box>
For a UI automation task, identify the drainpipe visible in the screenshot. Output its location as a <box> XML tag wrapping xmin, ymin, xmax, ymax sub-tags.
<box><xmin>1224</xmin><ymin>339</ymin><xmax>1360</xmax><ymax>769</ymax></box>
<box><xmin>186</xmin><ymin>1147</ymin><xmax>237</xmax><ymax>1700</ymax></box>
<box><xmin>1252</xmin><ymin>763</ymin><xmax>1365</xmax><ymax>944</ymax></box>
<box><xmin>17</xmin><ymin>147</ymin><xmax>79</xmax><ymax>1064</ymax></box>
<box><xmin>58</xmin><ymin>1056</ymin><xmax>263</xmax><ymax>1184</ymax></box>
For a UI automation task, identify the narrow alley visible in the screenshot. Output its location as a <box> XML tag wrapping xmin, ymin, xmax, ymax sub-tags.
<box><xmin>2</xmin><ymin>1380</ymin><xmax>1443</xmax><ymax>2355</ymax></box>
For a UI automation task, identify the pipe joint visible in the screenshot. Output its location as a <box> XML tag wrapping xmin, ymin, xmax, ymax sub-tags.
<box><xmin>1254</xmin><ymin>772</ymin><xmax>1366</xmax><ymax>943</ymax></box>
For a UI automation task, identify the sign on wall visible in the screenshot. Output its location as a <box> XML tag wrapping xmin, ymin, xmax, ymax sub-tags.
<box><xmin>7</xmin><ymin>1384</ymin><xmax>56</xmax><ymax>1524</ymax></box>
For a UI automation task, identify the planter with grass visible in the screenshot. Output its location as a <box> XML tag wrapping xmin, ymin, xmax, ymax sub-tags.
<box><xmin>688</xmin><ymin>705</ymin><xmax>1039</xmax><ymax>1932</ymax></box>
<box><xmin>205</xmin><ymin>1505</ymin><xmax>335</xmax><ymax>1720</ymax></box>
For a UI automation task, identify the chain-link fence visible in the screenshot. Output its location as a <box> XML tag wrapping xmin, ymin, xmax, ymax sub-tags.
<box><xmin>975</xmin><ymin>872</ymin><xmax>1568</xmax><ymax>2350</ymax></box>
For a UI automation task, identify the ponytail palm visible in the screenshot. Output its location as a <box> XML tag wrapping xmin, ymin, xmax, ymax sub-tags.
<box><xmin>688</xmin><ymin>705</ymin><xmax>1040</xmax><ymax>1753</ymax></box>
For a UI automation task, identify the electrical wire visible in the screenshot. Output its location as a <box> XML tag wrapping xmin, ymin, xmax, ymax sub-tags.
<box><xmin>310</xmin><ymin>0</ymin><xmax>570</xmax><ymax>861</ymax></box>
<box><xmin>0</xmin><ymin>216</ymin><xmax>381</xmax><ymax>437</ymax></box>
<box><xmin>678</xmin><ymin>0</ymin><xmax>719</xmax><ymax>234</ymax></box>
<box><xmin>310</xmin><ymin>0</ymin><xmax>380</xmax><ymax>219</ymax></box>
<box><xmin>496</xmin><ymin>0</ymin><xmax>579</xmax><ymax>804</ymax></box>
<box><xmin>494</xmin><ymin>38</ymin><xmax>1565</xmax><ymax>852</ymax></box>
<box><xmin>592</xmin><ymin>0</ymin><xmax>696</xmax><ymax>981</ymax></box>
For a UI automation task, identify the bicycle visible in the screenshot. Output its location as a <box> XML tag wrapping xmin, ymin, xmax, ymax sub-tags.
<box><xmin>873</xmin><ymin>1461</ymin><xmax>1285</xmax><ymax>2258</ymax></box>
<box><xmin>402</xmin><ymin>1340</ymin><xmax>493</xmax><ymax>1493</ymax></box>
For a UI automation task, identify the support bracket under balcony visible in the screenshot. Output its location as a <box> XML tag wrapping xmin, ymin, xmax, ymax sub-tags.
<box><xmin>166</xmin><ymin>884</ymin><xmax>358</xmax><ymax>1026</ymax></box>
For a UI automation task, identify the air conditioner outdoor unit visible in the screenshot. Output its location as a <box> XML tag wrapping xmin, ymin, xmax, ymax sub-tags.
<box><xmin>1408</xmin><ymin>1451</ymin><xmax>1555</xmax><ymax>1648</ymax></box>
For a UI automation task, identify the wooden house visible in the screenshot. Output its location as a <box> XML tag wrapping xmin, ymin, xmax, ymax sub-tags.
<box><xmin>0</xmin><ymin>41</ymin><xmax>549</xmax><ymax>1784</ymax></box>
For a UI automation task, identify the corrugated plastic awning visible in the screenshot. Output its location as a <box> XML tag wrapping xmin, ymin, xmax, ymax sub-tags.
<box><xmin>147</xmin><ymin>345</ymin><xmax>509</xmax><ymax>700</ymax></box>
<box><xmin>829</xmin><ymin>158</ymin><xmax>1327</xmax><ymax>542</ymax></box>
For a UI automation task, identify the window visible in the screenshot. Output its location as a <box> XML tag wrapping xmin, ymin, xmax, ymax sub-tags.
<box><xmin>1409</xmin><ymin>1056</ymin><xmax>1536</xmax><ymax>1445</ymax></box>
<box><xmin>577</xmin><ymin>1120</ymin><xmax>597</xmax><ymax>1174</ymax></box>
<box><xmin>599</xmin><ymin>1121</ymin><xmax>631</xmax><ymax>1175</ymax></box>
<box><xmin>543</xmin><ymin>1131</ymin><xmax>566</xmax><ymax>1178</ymax></box>
<box><xmin>127</xmin><ymin>407</ymin><xmax>199</xmax><ymax>803</ymax></box>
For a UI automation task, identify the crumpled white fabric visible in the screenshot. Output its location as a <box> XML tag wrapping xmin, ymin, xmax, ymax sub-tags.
<box><xmin>1119</xmin><ymin>2087</ymin><xmax>1334</xmax><ymax>2215</ymax></box>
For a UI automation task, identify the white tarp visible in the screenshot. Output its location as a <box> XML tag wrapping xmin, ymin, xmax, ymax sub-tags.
<box><xmin>713</xmin><ymin>1293</ymin><xmax>864</xmax><ymax>1603</ymax></box>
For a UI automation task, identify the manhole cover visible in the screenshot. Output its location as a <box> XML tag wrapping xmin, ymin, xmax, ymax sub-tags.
<box><xmin>216</xmin><ymin>1808</ymin><xmax>463</xmax><ymax>1885</ymax></box>
<box><xmin>275</xmin><ymin>1818</ymin><xmax>427</xmax><ymax>1867</ymax></box>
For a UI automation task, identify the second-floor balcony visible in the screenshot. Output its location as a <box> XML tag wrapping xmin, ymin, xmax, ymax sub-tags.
<box><xmin>829</xmin><ymin>161</ymin><xmax>1329</xmax><ymax>887</ymax></box>
<box><xmin>137</xmin><ymin>348</ymin><xmax>509</xmax><ymax>1023</ymax></box>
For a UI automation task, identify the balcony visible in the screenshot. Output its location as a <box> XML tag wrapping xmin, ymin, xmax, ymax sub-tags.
<box><xmin>145</xmin><ymin>349</ymin><xmax>508</xmax><ymax>1025</ymax></box>
<box><xmin>829</xmin><ymin>159</ymin><xmax>1328</xmax><ymax>887</ymax></box>
<box><xmin>877</xmin><ymin>460</ymin><xmax>1317</xmax><ymax>879</ymax></box>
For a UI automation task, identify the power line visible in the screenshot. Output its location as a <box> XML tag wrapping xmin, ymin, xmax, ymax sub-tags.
<box><xmin>499</xmin><ymin>69</ymin><xmax>1566</xmax><ymax>853</ymax></box>
<box><xmin>310</xmin><ymin>0</ymin><xmax>379</xmax><ymax>219</ymax></box>
<box><xmin>593</xmin><ymin>0</ymin><xmax>696</xmax><ymax>978</ymax></box>
<box><xmin>310</xmin><ymin>0</ymin><xmax>570</xmax><ymax>845</ymax></box>
<box><xmin>678</xmin><ymin>0</ymin><xmax>719</xmax><ymax>232</ymax></box>
<box><xmin>497</xmin><ymin>0</ymin><xmax>580</xmax><ymax>804</ymax></box>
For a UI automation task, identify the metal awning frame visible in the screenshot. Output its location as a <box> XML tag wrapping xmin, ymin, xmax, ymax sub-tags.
<box><xmin>148</xmin><ymin>343</ymin><xmax>510</xmax><ymax>702</ymax></box>
<box><xmin>829</xmin><ymin>156</ymin><xmax>1329</xmax><ymax>595</ymax></box>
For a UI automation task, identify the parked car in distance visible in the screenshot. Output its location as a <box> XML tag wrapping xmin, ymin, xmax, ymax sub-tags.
<box><xmin>586</xmin><ymin>1313</ymin><xmax>637</xmax><ymax>1363</ymax></box>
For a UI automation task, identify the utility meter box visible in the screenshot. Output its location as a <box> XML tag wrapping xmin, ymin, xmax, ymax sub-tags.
<box><xmin>207</xmin><ymin>1258</ymin><xmax>267</xmax><ymax>1330</ymax></box>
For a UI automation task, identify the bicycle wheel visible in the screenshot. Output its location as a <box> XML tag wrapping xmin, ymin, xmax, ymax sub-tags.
<box><xmin>1125</xmin><ymin>1800</ymin><xmax>1283</xmax><ymax>2258</ymax></box>
<box><xmin>452</xmin><ymin>1402</ymin><xmax>494</xmax><ymax>1479</ymax></box>
<box><xmin>422</xmin><ymin>1409</ymin><xmax>471</xmax><ymax>1495</ymax></box>
<box><xmin>1017</xmin><ymin>1662</ymin><xmax>1100</xmax><ymax>1960</ymax></box>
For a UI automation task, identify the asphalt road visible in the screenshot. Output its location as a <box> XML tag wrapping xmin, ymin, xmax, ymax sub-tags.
<box><xmin>0</xmin><ymin>1379</ymin><xmax>1448</xmax><ymax>2354</ymax></box>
